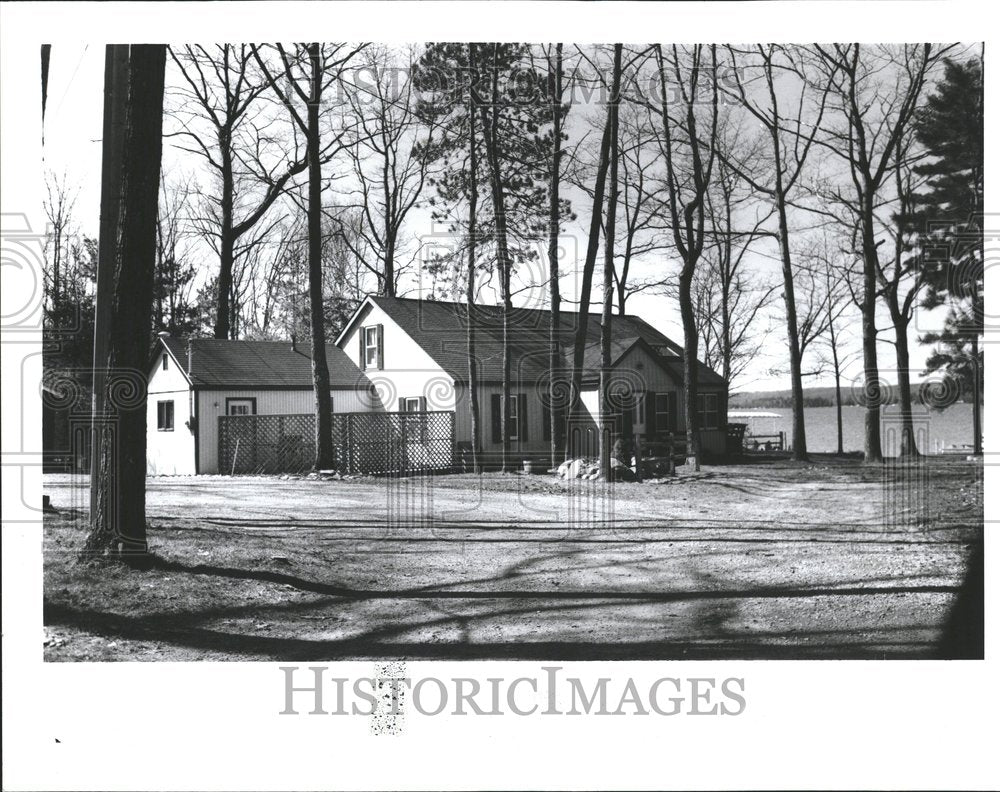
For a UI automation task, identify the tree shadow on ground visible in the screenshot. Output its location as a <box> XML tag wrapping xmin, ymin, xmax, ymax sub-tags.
<box><xmin>43</xmin><ymin>551</ymin><xmax>964</xmax><ymax>661</ymax></box>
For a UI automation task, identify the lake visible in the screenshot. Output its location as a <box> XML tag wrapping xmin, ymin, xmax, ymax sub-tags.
<box><xmin>731</xmin><ymin>403</ymin><xmax>981</xmax><ymax>456</ymax></box>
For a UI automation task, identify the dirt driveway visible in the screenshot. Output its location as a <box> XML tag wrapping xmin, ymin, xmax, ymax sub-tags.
<box><xmin>42</xmin><ymin>456</ymin><xmax>983</xmax><ymax>661</ymax></box>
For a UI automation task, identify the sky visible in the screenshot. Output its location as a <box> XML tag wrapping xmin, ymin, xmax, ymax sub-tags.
<box><xmin>40</xmin><ymin>43</ymin><xmax>954</xmax><ymax>394</ymax></box>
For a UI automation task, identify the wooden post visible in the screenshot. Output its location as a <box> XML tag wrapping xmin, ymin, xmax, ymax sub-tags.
<box><xmin>634</xmin><ymin>435</ymin><xmax>643</xmax><ymax>483</ymax></box>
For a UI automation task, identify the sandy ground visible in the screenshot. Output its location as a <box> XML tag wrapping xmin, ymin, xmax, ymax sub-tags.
<box><xmin>42</xmin><ymin>455</ymin><xmax>983</xmax><ymax>660</ymax></box>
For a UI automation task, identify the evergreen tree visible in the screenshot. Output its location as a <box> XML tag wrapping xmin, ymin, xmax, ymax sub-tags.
<box><xmin>915</xmin><ymin>56</ymin><xmax>983</xmax><ymax>453</ymax></box>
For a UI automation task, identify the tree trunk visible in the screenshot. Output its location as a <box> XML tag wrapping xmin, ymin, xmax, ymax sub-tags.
<box><xmin>829</xmin><ymin>321</ymin><xmax>844</xmax><ymax>455</ymax></box>
<box><xmin>214</xmin><ymin>142</ymin><xmax>235</xmax><ymax>340</ymax></box>
<box><xmin>566</xmin><ymin>98</ymin><xmax>614</xmax><ymax>459</ymax></box>
<box><xmin>88</xmin><ymin>44</ymin><xmax>128</xmax><ymax>545</ymax></box>
<box><xmin>480</xmin><ymin>46</ymin><xmax>514</xmax><ymax>472</ymax></box>
<box><xmin>679</xmin><ymin>267</ymin><xmax>702</xmax><ymax>469</ymax></box>
<box><xmin>599</xmin><ymin>44</ymin><xmax>622</xmax><ymax>479</ymax></box>
<box><xmin>860</xmin><ymin>206</ymin><xmax>884</xmax><ymax>464</ymax></box>
<box><xmin>893</xmin><ymin>315</ymin><xmax>920</xmax><ymax>457</ymax></box>
<box><xmin>972</xmin><ymin>332</ymin><xmax>982</xmax><ymax>455</ymax></box>
<box><xmin>466</xmin><ymin>43</ymin><xmax>481</xmax><ymax>473</ymax></box>
<box><xmin>548</xmin><ymin>44</ymin><xmax>564</xmax><ymax>468</ymax></box>
<box><xmin>776</xmin><ymin>197</ymin><xmax>808</xmax><ymax>461</ymax></box>
<box><xmin>307</xmin><ymin>43</ymin><xmax>334</xmax><ymax>470</ymax></box>
<box><xmin>84</xmin><ymin>44</ymin><xmax>166</xmax><ymax>560</ymax></box>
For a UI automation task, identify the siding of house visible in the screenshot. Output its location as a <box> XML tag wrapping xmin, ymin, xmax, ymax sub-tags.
<box><xmin>338</xmin><ymin>301</ymin><xmax>458</xmax><ymax>413</ymax></box>
<box><xmin>196</xmin><ymin>388</ymin><xmax>376</xmax><ymax>474</ymax></box>
<box><xmin>613</xmin><ymin>345</ymin><xmax>728</xmax><ymax>456</ymax></box>
<box><xmin>146</xmin><ymin>352</ymin><xmax>197</xmax><ymax>475</ymax></box>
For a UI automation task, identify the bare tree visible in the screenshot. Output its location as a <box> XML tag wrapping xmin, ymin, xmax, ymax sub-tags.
<box><xmin>691</xmin><ymin>113</ymin><xmax>777</xmax><ymax>389</ymax></box>
<box><xmin>599</xmin><ymin>44</ymin><xmax>624</xmax><ymax>477</ymax></box>
<box><xmin>651</xmin><ymin>44</ymin><xmax>720</xmax><ymax>470</ymax></box>
<box><xmin>544</xmin><ymin>42</ymin><xmax>567</xmax><ymax>467</ymax></box>
<box><xmin>42</xmin><ymin>170</ymin><xmax>79</xmax><ymax>312</ymax></box>
<box><xmin>168</xmin><ymin>44</ymin><xmax>307</xmax><ymax>340</ymax></box>
<box><xmin>84</xmin><ymin>44</ymin><xmax>166</xmax><ymax>560</ymax></box>
<box><xmin>567</xmin><ymin>46</ymin><xmax>614</xmax><ymax>459</ymax></box>
<box><xmin>722</xmin><ymin>44</ymin><xmax>832</xmax><ymax>462</ymax></box>
<box><xmin>340</xmin><ymin>46</ymin><xmax>434</xmax><ymax>296</ymax></box>
<box><xmin>253</xmin><ymin>42</ymin><xmax>366</xmax><ymax>470</ymax></box>
<box><xmin>811</xmin><ymin>43</ymin><xmax>949</xmax><ymax>463</ymax></box>
<box><xmin>876</xmin><ymin>133</ymin><xmax>927</xmax><ymax>456</ymax></box>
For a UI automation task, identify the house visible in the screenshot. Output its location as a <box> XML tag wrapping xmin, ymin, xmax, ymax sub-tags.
<box><xmin>335</xmin><ymin>295</ymin><xmax>729</xmax><ymax>462</ymax></box>
<box><xmin>146</xmin><ymin>335</ymin><xmax>373</xmax><ymax>474</ymax></box>
<box><xmin>148</xmin><ymin>296</ymin><xmax>729</xmax><ymax>474</ymax></box>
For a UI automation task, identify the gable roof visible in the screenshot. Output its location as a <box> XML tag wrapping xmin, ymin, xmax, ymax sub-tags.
<box><xmin>351</xmin><ymin>295</ymin><xmax>725</xmax><ymax>387</ymax></box>
<box><xmin>158</xmin><ymin>337</ymin><xmax>367</xmax><ymax>391</ymax></box>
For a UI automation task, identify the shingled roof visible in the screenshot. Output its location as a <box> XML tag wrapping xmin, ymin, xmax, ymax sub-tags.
<box><xmin>158</xmin><ymin>337</ymin><xmax>367</xmax><ymax>390</ymax></box>
<box><xmin>364</xmin><ymin>296</ymin><xmax>726</xmax><ymax>386</ymax></box>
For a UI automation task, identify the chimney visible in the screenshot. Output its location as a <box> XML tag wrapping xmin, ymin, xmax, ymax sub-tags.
<box><xmin>291</xmin><ymin>333</ymin><xmax>297</xmax><ymax>353</ymax></box>
<box><xmin>187</xmin><ymin>339</ymin><xmax>192</xmax><ymax>376</ymax></box>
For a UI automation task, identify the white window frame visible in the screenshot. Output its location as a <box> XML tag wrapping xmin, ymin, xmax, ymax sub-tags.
<box><xmin>364</xmin><ymin>326</ymin><xmax>380</xmax><ymax>368</ymax></box>
<box><xmin>227</xmin><ymin>398</ymin><xmax>255</xmax><ymax>417</ymax></box>
<box><xmin>157</xmin><ymin>400</ymin><xmax>174</xmax><ymax>431</ymax></box>
<box><xmin>403</xmin><ymin>397</ymin><xmax>421</xmax><ymax>412</ymax></box>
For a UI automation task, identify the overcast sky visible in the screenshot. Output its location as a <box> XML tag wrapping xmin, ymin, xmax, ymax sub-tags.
<box><xmin>40</xmin><ymin>43</ymin><xmax>954</xmax><ymax>394</ymax></box>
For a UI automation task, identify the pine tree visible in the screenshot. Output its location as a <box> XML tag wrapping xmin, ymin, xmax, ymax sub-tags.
<box><xmin>915</xmin><ymin>56</ymin><xmax>984</xmax><ymax>455</ymax></box>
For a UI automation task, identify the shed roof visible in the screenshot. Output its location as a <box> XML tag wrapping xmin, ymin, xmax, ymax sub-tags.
<box><xmin>158</xmin><ymin>337</ymin><xmax>367</xmax><ymax>391</ymax></box>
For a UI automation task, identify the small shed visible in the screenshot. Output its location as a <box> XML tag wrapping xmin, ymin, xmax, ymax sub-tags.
<box><xmin>146</xmin><ymin>335</ymin><xmax>375</xmax><ymax>475</ymax></box>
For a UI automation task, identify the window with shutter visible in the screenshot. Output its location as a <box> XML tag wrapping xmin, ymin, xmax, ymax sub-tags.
<box><xmin>364</xmin><ymin>326</ymin><xmax>380</xmax><ymax>369</ymax></box>
<box><xmin>697</xmin><ymin>393</ymin><xmax>719</xmax><ymax>429</ymax></box>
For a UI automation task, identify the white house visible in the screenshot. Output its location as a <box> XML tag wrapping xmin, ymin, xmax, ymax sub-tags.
<box><xmin>147</xmin><ymin>296</ymin><xmax>729</xmax><ymax>474</ymax></box>
<box><xmin>335</xmin><ymin>296</ymin><xmax>729</xmax><ymax>462</ymax></box>
<box><xmin>145</xmin><ymin>335</ymin><xmax>374</xmax><ymax>474</ymax></box>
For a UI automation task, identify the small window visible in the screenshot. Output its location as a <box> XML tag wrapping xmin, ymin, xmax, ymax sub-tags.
<box><xmin>507</xmin><ymin>395</ymin><xmax>519</xmax><ymax>440</ymax></box>
<box><xmin>634</xmin><ymin>395</ymin><xmax>646</xmax><ymax>427</ymax></box>
<box><xmin>227</xmin><ymin>398</ymin><xmax>256</xmax><ymax>416</ymax></box>
<box><xmin>698</xmin><ymin>393</ymin><xmax>719</xmax><ymax>430</ymax></box>
<box><xmin>157</xmin><ymin>400</ymin><xmax>174</xmax><ymax>431</ymax></box>
<box><xmin>162</xmin><ymin>353</ymin><xmax>169</xmax><ymax>371</ymax></box>
<box><xmin>365</xmin><ymin>326</ymin><xmax>380</xmax><ymax>368</ymax></box>
<box><xmin>655</xmin><ymin>394</ymin><xmax>670</xmax><ymax>431</ymax></box>
<box><xmin>403</xmin><ymin>397</ymin><xmax>421</xmax><ymax>412</ymax></box>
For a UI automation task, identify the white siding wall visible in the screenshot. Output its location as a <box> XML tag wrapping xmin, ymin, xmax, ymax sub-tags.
<box><xmin>197</xmin><ymin>388</ymin><xmax>375</xmax><ymax>474</ymax></box>
<box><xmin>338</xmin><ymin>302</ymin><xmax>456</xmax><ymax>413</ymax></box>
<box><xmin>146</xmin><ymin>351</ymin><xmax>196</xmax><ymax>475</ymax></box>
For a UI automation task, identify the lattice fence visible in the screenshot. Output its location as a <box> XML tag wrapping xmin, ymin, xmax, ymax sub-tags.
<box><xmin>218</xmin><ymin>411</ymin><xmax>455</xmax><ymax>475</ymax></box>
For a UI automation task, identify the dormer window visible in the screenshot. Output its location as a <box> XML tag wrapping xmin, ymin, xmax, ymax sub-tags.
<box><xmin>359</xmin><ymin>324</ymin><xmax>383</xmax><ymax>370</ymax></box>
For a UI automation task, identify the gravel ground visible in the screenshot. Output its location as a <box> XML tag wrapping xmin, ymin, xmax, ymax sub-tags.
<box><xmin>42</xmin><ymin>455</ymin><xmax>983</xmax><ymax>660</ymax></box>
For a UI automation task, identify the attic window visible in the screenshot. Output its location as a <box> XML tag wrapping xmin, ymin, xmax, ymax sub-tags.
<box><xmin>364</xmin><ymin>325</ymin><xmax>382</xmax><ymax>369</ymax></box>
<box><xmin>162</xmin><ymin>353</ymin><xmax>168</xmax><ymax>371</ymax></box>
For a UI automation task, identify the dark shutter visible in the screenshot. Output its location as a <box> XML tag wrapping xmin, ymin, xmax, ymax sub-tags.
<box><xmin>376</xmin><ymin>324</ymin><xmax>384</xmax><ymax>369</ymax></box>
<box><xmin>358</xmin><ymin>327</ymin><xmax>366</xmax><ymax>371</ymax></box>
<box><xmin>717</xmin><ymin>392</ymin><xmax>727</xmax><ymax>430</ymax></box>
<box><xmin>491</xmin><ymin>393</ymin><xmax>501</xmax><ymax>444</ymax></box>
<box><xmin>668</xmin><ymin>391</ymin><xmax>678</xmax><ymax>432</ymax></box>
<box><xmin>542</xmin><ymin>402</ymin><xmax>551</xmax><ymax>441</ymax></box>
<box><xmin>645</xmin><ymin>391</ymin><xmax>656</xmax><ymax>438</ymax></box>
<box><xmin>418</xmin><ymin>396</ymin><xmax>427</xmax><ymax>412</ymax></box>
<box><xmin>518</xmin><ymin>393</ymin><xmax>528</xmax><ymax>441</ymax></box>
<box><xmin>397</xmin><ymin>397</ymin><xmax>405</xmax><ymax>412</ymax></box>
